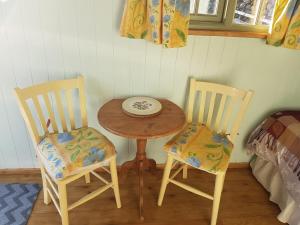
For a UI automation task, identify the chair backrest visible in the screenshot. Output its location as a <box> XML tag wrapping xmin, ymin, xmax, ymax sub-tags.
<box><xmin>14</xmin><ymin>75</ymin><xmax>88</xmax><ymax>145</ymax></box>
<box><xmin>186</xmin><ymin>78</ymin><xmax>253</xmax><ymax>142</ymax></box>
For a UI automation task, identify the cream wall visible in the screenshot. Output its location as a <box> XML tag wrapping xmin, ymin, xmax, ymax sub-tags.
<box><xmin>0</xmin><ymin>0</ymin><xmax>299</xmax><ymax>168</ymax></box>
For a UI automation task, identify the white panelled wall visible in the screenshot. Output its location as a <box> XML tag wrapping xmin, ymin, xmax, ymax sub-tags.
<box><xmin>0</xmin><ymin>0</ymin><xmax>300</xmax><ymax>168</ymax></box>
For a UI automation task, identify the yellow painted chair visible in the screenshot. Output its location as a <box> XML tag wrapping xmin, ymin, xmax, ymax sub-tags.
<box><xmin>14</xmin><ymin>75</ymin><xmax>121</xmax><ymax>225</ymax></box>
<box><xmin>158</xmin><ymin>78</ymin><xmax>253</xmax><ymax>225</ymax></box>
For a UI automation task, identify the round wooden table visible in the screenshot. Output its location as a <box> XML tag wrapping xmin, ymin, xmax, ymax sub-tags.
<box><xmin>98</xmin><ymin>99</ymin><xmax>186</xmax><ymax>220</ymax></box>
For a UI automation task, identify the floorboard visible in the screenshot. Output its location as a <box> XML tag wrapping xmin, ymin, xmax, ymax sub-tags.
<box><xmin>0</xmin><ymin>168</ymin><xmax>285</xmax><ymax>225</ymax></box>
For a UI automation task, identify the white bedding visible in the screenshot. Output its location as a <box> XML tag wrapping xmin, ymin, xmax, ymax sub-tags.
<box><xmin>251</xmin><ymin>156</ymin><xmax>300</xmax><ymax>225</ymax></box>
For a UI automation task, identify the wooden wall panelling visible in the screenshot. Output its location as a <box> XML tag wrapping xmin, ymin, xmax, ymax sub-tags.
<box><xmin>0</xmin><ymin>1</ymin><xmax>34</xmax><ymax>168</ymax></box>
<box><xmin>0</xmin><ymin>0</ymin><xmax>300</xmax><ymax>168</ymax></box>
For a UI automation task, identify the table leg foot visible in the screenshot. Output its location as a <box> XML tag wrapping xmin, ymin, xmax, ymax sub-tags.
<box><xmin>120</xmin><ymin>159</ymin><xmax>137</xmax><ymax>177</ymax></box>
<box><xmin>143</xmin><ymin>158</ymin><xmax>156</xmax><ymax>175</ymax></box>
<box><xmin>138</xmin><ymin>160</ymin><xmax>144</xmax><ymax>220</ymax></box>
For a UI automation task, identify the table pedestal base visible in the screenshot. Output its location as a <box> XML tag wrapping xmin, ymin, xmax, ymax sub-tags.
<box><xmin>121</xmin><ymin>158</ymin><xmax>156</xmax><ymax>173</ymax></box>
<box><xmin>121</xmin><ymin>139</ymin><xmax>156</xmax><ymax>220</ymax></box>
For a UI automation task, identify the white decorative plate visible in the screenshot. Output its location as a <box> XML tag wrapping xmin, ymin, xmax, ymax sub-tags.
<box><xmin>122</xmin><ymin>97</ymin><xmax>162</xmax><ymax>117</ymax></box>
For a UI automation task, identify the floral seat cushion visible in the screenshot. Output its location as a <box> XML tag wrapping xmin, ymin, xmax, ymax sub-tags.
<box><xmin>164</xmin><ymin>124</ymin><xmax>234</xmax><ymax>173</ymax></box>
<box><xmin>37</xmin><ymin>127</ymin><xmax>115</xmax><ymax>180</ymax></box>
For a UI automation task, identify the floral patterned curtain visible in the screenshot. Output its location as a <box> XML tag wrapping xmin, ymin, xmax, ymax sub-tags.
<box><xmin>120</xmin><ymin>0</ymin><xmax>191</xmax><ymax>48</ymax></box>
<box><xmin>267</xmin><ymin>0</ymin><xmax>300</xmax><ymax>49</ymax></box>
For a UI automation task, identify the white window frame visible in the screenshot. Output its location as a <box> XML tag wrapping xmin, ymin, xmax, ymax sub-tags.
<box><xmin>189</xmin><ymin>0</ymin><xmax>274</xmax><ymax>33</ymax></box>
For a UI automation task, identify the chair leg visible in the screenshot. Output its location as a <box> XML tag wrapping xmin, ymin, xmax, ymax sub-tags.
<box><xmin>211</xmin><ymin>172</ymin><xmax>225</xmax><ymax>225</ymax></box>
<box><xmin>158</xmin><ymin>154</ymin><xmax>174</xmax><ymax>206</ymax></box>
<box><xmin>85</xmin><ymin>173</ymin><xmax>91</xmax><ymax>184</ymax></box>
<box><xmin>110</xmin><ymin>156</ymin><xmax>121</xmax><ymax>208</ymax></box>
<box><xmin>183</xmin><ymin>165</ymin><xmax>188</xmax><ymax>179</ymax></box>
<box><xmin>40</xmin><ymin>166</ymin><xmax>51</xmax><ymax>205</ymax></box>
<box><xmin>58</xmin><ymin>182</ymin><xmax>69</xmax><ymax>225</ymax></box>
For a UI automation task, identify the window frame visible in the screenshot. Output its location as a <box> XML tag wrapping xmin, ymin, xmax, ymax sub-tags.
<box><xmin>190</xmin><ymin>0</ymin><xmax>227</xmax><ymax>22</ymax></box>
<box><xmin>189</xmin><ymin>0</ymin><xmax>272</xmax><ymax>34</ymax></box>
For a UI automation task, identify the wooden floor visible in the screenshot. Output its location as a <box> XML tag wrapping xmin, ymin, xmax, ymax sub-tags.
<box><xmin>0</xmin><ymin>168</ymin><xmax>285</xmax><ymax>225</ymax></box>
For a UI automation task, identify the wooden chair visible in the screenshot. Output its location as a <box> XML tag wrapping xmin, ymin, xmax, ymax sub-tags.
<box><xmin>158</xmin><ymin>78</ymin><xmax>253</xmax><ymax>225</ymax></box>
<box><xmin>14</xmin><ymin>75</ymin><xmax>121</xmax><ymax>225</ymax></box>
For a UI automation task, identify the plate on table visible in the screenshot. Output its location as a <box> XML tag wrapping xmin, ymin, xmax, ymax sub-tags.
<box><xmin>122</xmin><ymin>97</ymin><xmax>162</xmax><ymax>117</ymax></box>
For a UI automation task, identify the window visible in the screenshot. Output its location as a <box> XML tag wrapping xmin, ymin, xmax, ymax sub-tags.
<box><xmin>189</xmin><ymin>0</ymin><xmax>276</xmax><ymax>33</ymax></box>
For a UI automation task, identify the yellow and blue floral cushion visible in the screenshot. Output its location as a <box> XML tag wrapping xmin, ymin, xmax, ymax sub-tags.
<box><xmin>37</xmin><ymin>127</ymin><xmax>115</xmax><ymax>180</ymax></box>
<box><xmin>164</xmin><ymin>124</ymin><xmax>234</xmax><ymax>173</ymax></box>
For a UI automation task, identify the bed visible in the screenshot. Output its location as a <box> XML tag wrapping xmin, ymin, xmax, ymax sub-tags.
<box><xmin>247</xmin><ymin>111</ymin><xmax>300</xmax><ymax>225</ymax></box>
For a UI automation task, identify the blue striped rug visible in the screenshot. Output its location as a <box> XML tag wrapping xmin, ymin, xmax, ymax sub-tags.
<box><xmin>0</xmin><ymin>184</ymin><xmax>41</xmax><ymax>225</ymax></box>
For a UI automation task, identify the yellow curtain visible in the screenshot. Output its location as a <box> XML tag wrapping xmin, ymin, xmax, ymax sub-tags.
<box><xmin>120</xmin><ymin>0</ymin><xmax>190</xmax><ymax>48</ymax></box>
<box><xmin>267</xmin><ymin>0</ymin><xmax>300</xmax><ymax>49</ymax></box>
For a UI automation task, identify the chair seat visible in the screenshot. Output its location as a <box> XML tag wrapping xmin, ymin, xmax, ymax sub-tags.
<box><xmin>164</xmin><ymin>124</ymin><xmax>234</xmax><ymax>173</ymax></box>
<box><xmin>37</xmin><ymin>127</ymin><xmax>115</xmax><ymax>180</ymax></box>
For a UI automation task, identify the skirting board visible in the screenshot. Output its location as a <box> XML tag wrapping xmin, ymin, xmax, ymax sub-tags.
<box><xmin>0</xmin><ymin>163</ymin><xmax>249</xmax><ymax>175</ymax></box>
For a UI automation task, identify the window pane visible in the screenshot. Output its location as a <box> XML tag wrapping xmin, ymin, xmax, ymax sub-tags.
<box><xmin>190</xmin><ymin>0</ymin><xmax>196</xmax><ymax>13</ymax></box>
<box><xmin>258</xmin><ymin>0</ymin><xmax>275</xmax><ymax>25</ymax></box>
<box><xmin>234</xmin><ymin>0</ymin><xmax>261</xmax><ymax>25</ymax></box>
<box><xmin>190</xmin><ymin>0</ymin><xmax>220</xmax><ymax>15</ymax></box>
<box><xmin>199</xmin><ymin>0</ymin><xmax>220</xmax><ymax>15</ymax></box>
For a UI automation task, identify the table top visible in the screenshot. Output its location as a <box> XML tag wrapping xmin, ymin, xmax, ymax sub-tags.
<box><xmin>98</xmin><ymin>99</ymin><xmax>186</xmax><ymax>139</ymax></box>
